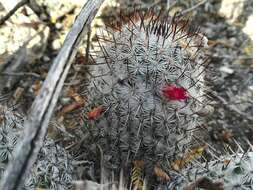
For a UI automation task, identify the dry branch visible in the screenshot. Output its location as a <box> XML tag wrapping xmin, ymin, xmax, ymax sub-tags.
<box><xmin>0</xmin><ymin>47</ymin><xmax>28</xmax><ymax>93</ymax></box>
<box><xmin>0</xmin><ymin>0</ymin><xmax>105</xmax><ymax>189</ymax></box>
<box><xmin>0</xmin><ymin>0</ymin><xmax>28</xmax><ymax>25</ymax></box>
<box><xmin>0</xmin><ymin>0</ymin><xmax>51</xmax><ymax>26</ymax></box>
<box><xmin>179</xmin><ymin>0</ymin><xmax>207</xmax><ymax>16</ymax></box>
<box><xmin>0</xmin><ymin>29</ymin><xmax>48</xmax><ymax>93</ymax></box>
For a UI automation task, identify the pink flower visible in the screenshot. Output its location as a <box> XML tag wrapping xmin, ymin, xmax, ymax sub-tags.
<box><xmin>162</xmin><ymin>84</ymin><xmax>188</xmax><ymax>101</ymax></box>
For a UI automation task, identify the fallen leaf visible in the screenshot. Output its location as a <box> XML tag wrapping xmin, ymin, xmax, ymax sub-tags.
<box><xmin>61</xmin><ymin>102</ymin><xmax>84</xmax><ymax>115</ymax></box>
<box><xmin>75</xmin><ymin>54</ymin><xmax>86</xmax><ymax>65</ymax></box>
<box><xmin>211</xmin><ymin>129</ymin><xmax>233</xmax><ymax>143</ymax></box>
<box><xmin>223</xmin><ymin>159</ymin><xmax>231</xmax><ymax>166</ymax></box>
<box><xmin>183</xmin><ymin>177</ymin><xmax>224</xmax><ymax>190</ymax></box>
<box><xmin>32</xmin><ymin>80</ymin><xmax>42</xmax><ymax>96</ymax></box>
<box><xmin>133</xmin><ymin>160</ymin><xmax>145</xmax><ymax>169</ymax></box>
<box><xmin>87</xmin><ymin>106</ymin><xmax>105</xmax><ymax>120</ymax></box>
<box><xmin>154</xmin><ymin>165</ymin><xmax>170</xmax><ymax>181</ymax></box>
<box><xmin>221</xmin><ymin>130</ymin><xmax>233</xmax><ymax>143</ymax></box>
<box><xmin>172</xmin><ymin>145</ymin><xmax>207</xmax><ymax>171</ymax></box>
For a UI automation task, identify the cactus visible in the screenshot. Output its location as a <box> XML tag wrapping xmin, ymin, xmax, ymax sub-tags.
<box><xmin>81</xmin><ymin>10</ymin><xmax>208</xmax><ymax>181</ymax></box>
<box><xmin>167</xmin><ymin>151</ymin><xmax>253</xmax><ymax>190</ymax></box>
<box><xmin>0</xmin><ymin>106</ymin><xmax>76</xmax><ymax>189</ymax></box>
<box><xmin>0</xmin><ymin>106</ymin><xmax>24</xmax><ymax>174</ymax></box>
<box><xmin>25</xmin><ymin>138</ymin><xmax>76</xmax><ymax>189</ymax></box>
<box><xmin>74</xmin><ymin>151</ymin><xmax>253</xmax><ymax>190</ymax></box>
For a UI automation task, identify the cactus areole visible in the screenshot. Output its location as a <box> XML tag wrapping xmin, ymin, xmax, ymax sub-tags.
<box><xmin>83</xmin><ymin>11</ymin><xmax>208</xmax><ymax>176</ymax></box>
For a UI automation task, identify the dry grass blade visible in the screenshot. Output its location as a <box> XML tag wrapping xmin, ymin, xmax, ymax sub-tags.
<box><xmin>131</xmin><ymin>161</ymin><xmax>144</xmax><ymax>190</ymax></box>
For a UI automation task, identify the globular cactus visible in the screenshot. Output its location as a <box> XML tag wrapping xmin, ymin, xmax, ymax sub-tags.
<box><xmin>25</xmin><ymin>138</ymin><xmax>76</xmax><ymax>189</ymax></box>
<box><xmin>167</xmin><ymin>151</ymin><xmax>253</xmax><ymax>190</ymax></box>
<box><xmin>82</xmin><ymin>10</ymin><xmax>208</xmax><ymax>181</ymax></box>
<box><xmin>0</xmin><ymin>106</ymin><xmax>76</xmax><ymax>189</ymax></box>
<box><xmin>0</xmin><ymin>106</ymin><xmax>24</xmax><ymax>175</ymax></box>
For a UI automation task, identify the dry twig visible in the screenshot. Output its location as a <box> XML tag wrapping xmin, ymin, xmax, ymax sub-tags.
<box><xmin>0</xmin><ymin>0</ymin><xmax>28</xmax><ymax>25</ymax></box>
<box><xmin>0</xmin><ymin>0</ymin><xmax>105</xmax><ymax>189</ymax></box>
<box><xmin>180</xmin><ymin>0</ymin><xmax>207</xmax><ymax>16</ymax></box>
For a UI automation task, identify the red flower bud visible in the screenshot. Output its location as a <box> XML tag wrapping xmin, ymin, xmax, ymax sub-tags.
<box><xmin>162</xmin><ymin>84</ymin><xmax>188</xmax><ymax>101</ymax></box>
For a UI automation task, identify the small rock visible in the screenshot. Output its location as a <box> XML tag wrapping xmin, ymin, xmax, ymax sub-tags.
<box><xmin>60</xmin><ymin>97</ymin><xmax>71</xmax><ymax>105</ymax></box>
<box><xmin>55</xmin><ymin>22</ymin><xmax>63</xmax><ymax>29</ymax></box>
<box><xmin>52</xmin><ymin>39</ymin><xmax>62</xmax><ymax>50</ymax></box>
<box><xmin>219</xmin><ymin>66</ymin><xmax>234</xmax><ymax>74</ymax></box>
<box><xmin>42</xmin><ymin>55</ymin><xmax>50</xmax><ymax>62</ymax></box>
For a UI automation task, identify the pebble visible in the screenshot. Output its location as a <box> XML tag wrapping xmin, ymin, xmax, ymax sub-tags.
<box><xmin>219</xmin><ymin>66</ymin><xmax>234</xmax><ymax>74</ymax></box>
<box><xmin>60</xmin><ymin>97</ymin><xmax>71</xmax><ymax>105</ymax></box>
<box><xmin>55</xmin><ymin>23</ymin><xmax>63</xmax><ymax>29</ymax></box>
<box><xmin>42</xmin><ymin>55</ymin><xmax>50</xmax><ymax>62</ymax></box>
<box><xmin>52</xmin><ymin>39</ymin><xmax>62</xmax><ymax>50</ymax></box>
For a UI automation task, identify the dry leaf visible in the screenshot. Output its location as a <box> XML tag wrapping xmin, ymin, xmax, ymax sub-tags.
<box><xmin>87</xmin><ymin>106</ymin><xmax>105</xmax><ymax>120</ymax></box>
<box><xmin>67</xmin><ymin>88</ymin><xmax>76</xmax><ymax>96</ymax></box>
<box><xmin>61</xmin><ymin>102</ymin><xmax>84</xmax><ymax>115</ymax></box>
<box><xmin>75</xmin><ymin>54</ymin><xmax>86</xmax><ymax>65</ymax></box>
<box><xmin>211</xmin><ymin>129</ymin><xmax>233</xmax><ymax>143</ymax></box>
<box><xmin>133</xmin><ymin>160</ymin><xmax>145</xmax><ymax>169</ymax></box>
<box><xmin>32</xmin><ymin>80</ymin><xmax>42</xmax><ymax>96</ymax></box>
<box><xmin>223</xmin><ymin>159</ymin><xmax>231</xmax><ymax>167</ymax></box>
<box><xmin>183</xmin><ymin>177</ymin><xmax>224</xmax><ymax>190</ymax></box>
<box><xmin>154</xmin><ymin>165</ymin><xmax>170</xmax><ymax>181</ymax></box>
<box><xmin>220</xmin><ymin>130</ymin><xmax>233</xmax><ymax>143</ymax></box>
<box><xmin>68</xmin><ymin>88</ymin><xmax>85</xmax><ymax>104</ymax></box>
<box><xmin>72</xmin><ymin>93</ymin><xmax>85</xmax><ymax>104</ymax></box>
<box><xmin>172</xmin><ymin>145</ymin><xmax>207</xmax><ymax>171</ymax></box>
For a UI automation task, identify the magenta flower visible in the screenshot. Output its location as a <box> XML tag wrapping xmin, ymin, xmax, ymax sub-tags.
<box><xmin>162</xmin><ymin>84</ymin><xmax>188</xmax><ymax>101</ymax></box>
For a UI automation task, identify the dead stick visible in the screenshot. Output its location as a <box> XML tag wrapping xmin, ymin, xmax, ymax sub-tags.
<box><xmin>85</xmin><ymin>25</ymin><xmax>92</xmax><ymax>63</ymax></box>
<box><xmin>0</xmin><ymin>0</ymin><xmax>105</xmax><ymax>189</ymax></box>
<box><xmin>0</xmin><ymin>0</ymin><xmax>28</xmax><ymax>25</ymax></box>
<box><xmin>180</xmin><ymin>0</ymin><xmax>207</xmax><ymax>16</ymax></box>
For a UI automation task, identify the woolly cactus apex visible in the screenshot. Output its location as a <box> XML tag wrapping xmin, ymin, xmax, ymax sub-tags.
<box><xmin>168</xmin><ymin>152</ymin><xmax>253</xmax><ymax>190</ymax></box>
<box><xmin>0</xmin><ymin>106</ymin><xmax>76</xmax><ymax>189</ymax></box>
<box><xmin>82</xmin><ymin>11</ymin><xmax>208</xmax><ymax>178</ymax></box>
